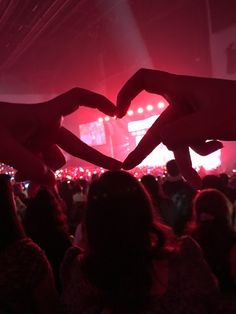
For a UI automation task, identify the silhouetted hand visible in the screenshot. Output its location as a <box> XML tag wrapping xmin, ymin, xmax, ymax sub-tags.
<box><xmin>116</xmin><ymin>68</ymin><xmax>236</xmax><ymax>188</ymax></box>
<box><xmin>0</xmin><ymin>88</ymin><xmax>121</xmax><ymax>186</ymax></box>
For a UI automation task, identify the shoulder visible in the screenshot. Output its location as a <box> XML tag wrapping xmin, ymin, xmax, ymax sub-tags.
<box><xmin>60</xmin><ymin>246</ymin><xmax>83</xmax><ymax>284</ymax></box>
<box><xmin>15</xmin><ymin>238</ymin><xmax>52</xmax><ymax>273</ymax></box>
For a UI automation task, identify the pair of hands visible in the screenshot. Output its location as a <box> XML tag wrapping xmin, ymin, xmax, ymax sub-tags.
<box><xmin>2</xmin><ymin>68</ymin><xmax>236</xmax><ymax>189</ymax></box>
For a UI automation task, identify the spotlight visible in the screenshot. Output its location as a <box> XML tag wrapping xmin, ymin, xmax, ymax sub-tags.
<box><xmin>137</xmin><ymin>107</ymin><xmax>144</xmax><ymax>114</ymax></box>
<box><xmin>157</xmin><ymin>101</ymin><xmax>165</xmax><ymax>109</ymax></box>
<box><xmin>146</xmin><ymin>104</ymin><xmax>153</xmax><ymax>111</ymax></box>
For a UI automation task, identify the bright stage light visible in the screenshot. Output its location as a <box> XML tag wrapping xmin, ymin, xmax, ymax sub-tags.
<box><xmin>157</xmin><ymin>101</ymin><xmax>165</xmax><ymax>109</ymax></box>
<box><xmin>128</xmin><ymin>110</ymin><xmax>134</xmax><ymax>116</ymax></box>
<box><xmin>98</xmin><ymin>117</ymin><xmax>103</xmax><ymax>122</ymax></box>
<box><xmin>146</xmin><ymin>104</ymin><xmax>153</xmax><ymax>111</ymax></box>
<box><xmin>104</xmin><ymin>116</ymin><xmax>110</xmax><ymax>121</ymax></box>
<box><xmin>137</xmin><ymin>107</ymin><xmax>144</xmax><ymax>114</ymax></box>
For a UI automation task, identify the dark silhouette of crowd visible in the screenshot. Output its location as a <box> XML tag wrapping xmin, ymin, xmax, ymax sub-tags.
<box><xmin>1</xmin><ymin>69</ymin><xmax>236</xmax><ymax>313</ymax></box>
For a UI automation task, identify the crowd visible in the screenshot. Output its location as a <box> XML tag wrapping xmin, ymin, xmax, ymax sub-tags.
<box><xmin>1</xmin><ymin>159</ymin><xmax>236</xmax><ymax>313</ymax></box>
<box><xmin>1</xmin><ymin>69</ymin><xmax>236</xmax><ymax>313</ymax></box>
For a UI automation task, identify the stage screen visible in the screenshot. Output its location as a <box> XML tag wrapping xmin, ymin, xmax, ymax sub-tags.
<box><xmin>79</xmin><ymin>121</ymin><xmax>106</xmax><ymax>146</ymax></box>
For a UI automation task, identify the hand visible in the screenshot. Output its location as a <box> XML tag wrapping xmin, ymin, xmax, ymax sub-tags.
<box><xmin>50</xmin><ymin>88</ymin><xmax>117</xmax><ymax>117</ymax></box>
<box><xmin>0</xmin><ymin>88</ymin><xmax>120</xmax><ymax>186</ymax></box>
<box><xmin>116</xmin><ymin>68</ymin><xmax>235</xmax><ymax>188</ymax></box>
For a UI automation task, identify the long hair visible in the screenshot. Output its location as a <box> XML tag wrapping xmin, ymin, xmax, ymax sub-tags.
<box><xmin>24</xmin><ymin>188</ymin><xmax>71</xmax><ymax>291</ymax></box>
<box><xmin>24</xmin><ymin>188</ymin><xmax>70</xmax><ymax>243</ymax></box>
<box><xmin>0</xmin><ymin>174</ymin><xmax>25</xmax><ymax>251</ymax></box>
<box><xmin>191</xmin><ymin>188</ymin><xmax>236</xmax><ymax>290</ymax></box>
<box><xmin>82</xmin><ymin>171</ymin><xmax>168</xmax><ymax>311</ymax></box>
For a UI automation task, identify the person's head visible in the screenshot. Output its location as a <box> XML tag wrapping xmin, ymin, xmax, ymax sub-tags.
<box><xmin>0</xmin><ymin>174</ymin><xmax>25</xmax><ymax>250</ymax></box>
<box><xmin>193</xmin><ymin>188</ymin><xmax>232</xmax><ymax>228</ymax></box>
<box><xmin>166</xmin><ymin>159</ymin><xmax>180</xmax><ymax>177</ymax></box>
<box><xmin>85</xmin><ymin>170</ymin><xmax>165</xmax><ymax>256</ymax></box>
<box><xmin>24</xmin><ymin>188</ymin><xmax>70</xmax><ymax>244</ymax></box>
<box><xmin>141</xmin><ymin>174</ymin><xmax>160</xmax><ymax>198</ymax></box>
<box><xmin>201</xmin><ymin>174</ymin><xmax>223</xmax><ymax>190</ymax></box>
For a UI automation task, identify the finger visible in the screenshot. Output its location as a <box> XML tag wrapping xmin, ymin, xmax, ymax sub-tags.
<box><xmin>48</xmin><ymin>88</ymin><xmax>116</xmax><ymax>117</ymax></box>
<box><xmin>42</xmin><ymin>144</ymin><xmax>66</xmax><ymax>171</ymax></box>
<box><xmin>122</xmin><ymin>105</ymin><xmax>183</xmax><ymax>169</ymax></box>
<box><xmin>0</xmin><ymin>129</ymin><xmax>55</xmax><ymax>186</ymax></box>
<box><xmin>79</xmin><ymin>89</ymin><xmax>116</xmax><ymax>116</ymax></box>
<box><xmin>160</xmin><ymin>110</ymin><xmax>223</xmax><ymax>151</ymax></box>
<box><xmin>190</xmin><ymin>140</ymin><xmax>223</xmax><ymax>156</ymax></box>
<box><xmin>116</xmin><ymin>68</ymin><xmax>173</xmax><ymax>118</ymax></box>
<box><xmin>173</xmin><ymin>148</ymin><xmax>202</xmax><ymax>189</ymax></box>
<box><xmin>56</xmin><ymin>127</ymin><xmax>122</xmax><ymax>170</ymax></box>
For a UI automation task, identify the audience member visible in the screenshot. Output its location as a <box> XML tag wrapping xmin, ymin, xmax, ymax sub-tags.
<box><xmin>190</xmin><ymin>189</ymin><xmax>236</xmax><ymax>291</ymax></box>
<box><xmin>140</xmin><ymin>174</ymin><xmax>175</xmax><ymax>228</ymax></box>
<box><xmin>60</xmin><ymin>170</ymin><xmax>220</xmax><ymax>314</ymax></box>
<box><xmin>190</xmin><ymin>189</ymin><xmax>236</xmax><ymax>312</ymax></box>
<box><xmin>23</xmin><ymin>187</ymin><xmax>72</xmax><ymax>293</ymax></box>
<box><xmin>162</xmin><ymin>159</ymin><xmax>196</xmax><ymax>235</ymax></box>
<box><xmin>0</xmin><ymin>174</ymin><xmax>60</xmax><ymax>313</ymax></box>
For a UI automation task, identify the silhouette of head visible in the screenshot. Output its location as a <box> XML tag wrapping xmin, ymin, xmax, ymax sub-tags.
<box><xmin>85</xmin><ymin>170</ymin><xmax>159</xmax><ymax>254</ymax></box>
<box><xmin>193</xmin><ymin>188</ymin><xmax>231</xmax><ymax>226</ymax></box>
<box><xmin>166</xmin><ymin>159</ymin><xmax>180</xmax><ymax>177</ymax></box>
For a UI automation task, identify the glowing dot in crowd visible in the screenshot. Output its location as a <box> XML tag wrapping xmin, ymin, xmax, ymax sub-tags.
<box><xmin>157</xmin><ymin>101</ymin><xmax>165</xmax><ymax>109</ymax></box>
<box><xmin>98</xmin><ymin>117</ymin><xmax>103</xmax><ymax>122</ymax></box>
<box><xmin>128</xmin><ymin>109</ymin><xmax>134</xmax><ymax>116</ymax></box>
<box><xmin>137</xmin><ymin>107</ymin><xmax>144</xmax><ymax>114</ymax></box>
<box><xmin>146</xmin><ymin>104</ymin><xmax>153</xmax><ymax>111</ymax></box>
<box><xmin>104</xmin><ymin>116</ymin><xmax>110</xmax><ymax>121</ymax></box>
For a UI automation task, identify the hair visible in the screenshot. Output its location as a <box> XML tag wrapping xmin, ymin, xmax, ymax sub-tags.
<box><xmin>82</xmin><ymin>171</ymin><xmax>169</xmax><ymax>311</ymax></box>
<box><xmin>24</xmin><ymin>188</ymin><xmax>71</xmax><ymax>291</ymax></box>
<box><xmin>0</xmin><ymin>174</ymin><xmax>25</xmax><ymax>251</ymax></box>
<box><xmin>24</xmin><ymin>188</ymin><xmax>70</xmax><ymax>240</ymax></box>
<box><xmin>166</xmin><ymin>159</ymin><xmax>180</xmax><ymax>177</ymax></box>
<box><xmin>201</xmin><ymin>174</ymin><xmax>223</xmax><ymax>190</ymax></box>
<box><xmin>193</xmin><ymin>188</ymin><xmax>232</xmax><ymax>226</ymax></box>
<box><xmin>140</xmin><ymin>174</ymin><xmax>160</xmax><ymax>204</ymax></box>
<box><xmin>191</xmin><ymin>188</ymin><xmax>236</xmax><ymax>290</ymax></box>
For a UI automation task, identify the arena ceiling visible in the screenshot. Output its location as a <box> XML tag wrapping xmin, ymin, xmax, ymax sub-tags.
<box><xmin>0</xmin><ymin>0</ymin><xmax>234</xmax><ymax>98</ymax></box>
